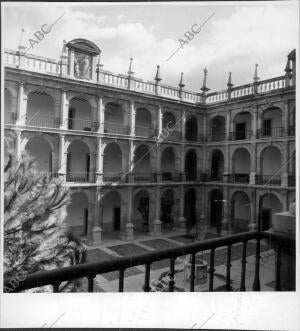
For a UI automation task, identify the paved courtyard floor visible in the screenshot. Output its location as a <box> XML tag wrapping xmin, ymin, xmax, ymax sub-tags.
<box><xmin>80</xmin><ymin>231</ymin><xmax>275</xmax><ymax>292</ymax></box>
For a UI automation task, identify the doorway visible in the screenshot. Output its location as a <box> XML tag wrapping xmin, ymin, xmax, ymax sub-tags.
<box><xmin>113</xmin><ymin>207</ymin><xmax>121</xmax><ymax>231</ymax></box>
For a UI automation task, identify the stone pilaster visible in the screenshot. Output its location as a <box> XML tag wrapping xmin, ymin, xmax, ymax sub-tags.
<box><xmin>59</xmin><ymin>90</ymin><xmax>68</xmax><ymax>130</ymax></box>
<box><xmin>125</xmin><ymin>187</ymin><xmax>135</xmax><ymax>240</ymax></box>
<box><xmin>16</xmin><ymin>83</ymin><xmax>27</xmax><ymax>126</ymax></box>
<box><xmin>152</xmin><ymin>186</ymin><xmax>162</xmax><ymax>235</ymax></box>
<box><xmin>96</xmin><ymin>137</ymin><xmax>103</xmax><ymax>183</ymax></box>
<box><xmin>97</xmin><ymin>96</ymin><xmax>104</xmax><ymax>133</ymax></box>
<box><xmin>129</xmin><ymin>100</ymin><xmax>136</xmax><ymax>136</ymax></box>
<box><xmin>58</xmin><ymin>134</ymin><xmax>66</xmax><ymax>180</ymax></box>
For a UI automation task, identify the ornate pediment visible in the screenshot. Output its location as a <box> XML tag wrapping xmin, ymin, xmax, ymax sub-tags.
<box><xmin>66</xmin><ymin>38</ymin><xmax>101</xmax><ymax>56</ymax></box>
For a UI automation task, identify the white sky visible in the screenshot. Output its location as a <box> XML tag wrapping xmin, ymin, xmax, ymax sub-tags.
<box><xmin>2</xmin><ymin>1</ymin><xmax>299</xmax><ymax>92</ymax></box>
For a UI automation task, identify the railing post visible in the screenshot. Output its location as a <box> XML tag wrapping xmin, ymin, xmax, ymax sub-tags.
<box><xmin>226</xmin><ymin>245</ymin><xmax>232</xmax><ymax>291</ymax></box>
<box><xmin>275</xmin><ymin>243</ymin><xmax>282</xmax><ymax>291</ymax></box>
<box><xmin>252</xmin><ymin>236</ymin><xmax>261</xmax><ymax>291</ymax></box>
<box><xmin>240</xmin><ymin>241</ymin><xmax>247</xmax><ymax>291</ymax></box>
<box><xmin>190</xmin><ymin>253</ymin><xmax>196</xmax><ymax>292</ymax></box>
<box><xmin>144</xmin><ymin>263</ymin><xmax>151</xmax><ymax>292</ymax></box>
<box><xmin>119</xmin><ymin>269</ymin><xmax>125</xmax><ymax>292</ymax></box>
<box><xmin>169</xmin><ymin>258</ymin><xmax>176</xmax><ymax>292</ymax></box>
<box><xmin>208</xmin><ymin>248</ymin><xmax>215</xmax><ymax>291</ymax></box>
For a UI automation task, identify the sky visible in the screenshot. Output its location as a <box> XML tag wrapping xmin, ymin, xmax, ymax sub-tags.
<box><xmin>2</xmin><ymin>1</ymin><xmax>299</xmax><ymax>92</ymax></box>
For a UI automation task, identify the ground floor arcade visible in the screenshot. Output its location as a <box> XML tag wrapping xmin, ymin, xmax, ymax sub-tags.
<box><xmin>64</xmin><ymin>185</ymin><xmax>295</xmax><ymax>244</ymax></box>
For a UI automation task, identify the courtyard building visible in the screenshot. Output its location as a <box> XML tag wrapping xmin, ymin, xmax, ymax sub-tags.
<box><xmin>4</xmin><ymin>39</ymin><xmax>296</xmax><ymax>245</ymax></box>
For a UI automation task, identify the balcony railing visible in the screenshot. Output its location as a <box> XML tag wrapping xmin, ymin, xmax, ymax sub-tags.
<box><xmin>104</xmin><ymin>122</ymin><xmax>129</xmax><ymax>135</ymax></box>
<box><xmin>231</xmin><ymin>130</ymin><xmax>252</xmax><ymax>140</ymax></box>
<box><xmin>230</xmin><ymin>174</ymin><xmax>250</xmax><ymax>183</ymax></box>
<box><xmin>4</xmin><ymin>231</ymin><xmax>295</xmax><ymax>293</ymax></box>
<box><xmin>134</xmin><ymin>173</ymin><xmax>156</xmax><ymax>182</ymax></box>
<box><xmin>135</xmin><ymin>126</ymin><xmax>154</xmax><ymax>138</ymax></box>
<box><xmin>66</xmin><ymin>172</ymin><xmax>94</xmax><ymax>183</ymax></box>
<box><xmin>67</xmin><ymin>118</ymin><xmax>93</xmax><ymax>131</ymax></box>
<box><xmin>288</xmin><ymin>126</ymin><xmax>295</xmax><ymax>136</ymax></box>
<box><xmin>256</xmin><ymin>175</ymin><xmax>281</xmax><ymax>186</ymax></box>
<box><xmin>103</xmin><ymin>173</ymin><xmax>125</xmax><ymax>183</ymax></box>
<box><xmin>288</xmin><ymin>175</ymin><xmax>295</xmax><ymax>187</ymax></box>
<box><xmin>161</xmin><ymin>172</ymin><xmax>182</xmax><ymax>182</ymax></box>
<box><xmin>4</xmin><ymin>112</ymin><xmax>15</xmax><ymax>124</ymax></box>
<box><xmin>185</xmin><ymin>173</ymin><xmax>198</xmax><ymax>181</ymax></box>
<box><xmin>258</xmin><ymin>127</ymin><xmax>284</xmax><ymax>138</ymax></box>
<box><xmin>25</xmin><ymin>114</ymin><xmax>58</xmax><ymax>128</ymax></box>
<box><xmin>207</xmin><ymin>132</ymin><xmax>226</xmax><ymax>142</ymax></box>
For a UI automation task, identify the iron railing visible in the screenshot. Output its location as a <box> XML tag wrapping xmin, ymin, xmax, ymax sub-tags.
<box><xmin>66</xmin><ymin>172</ymin><xmax>94</xmax><ymax>183</ymax></box>
<box><xmin>256</xmin><ymin>175</ymin><xmax>281</xmax><ymax>186</ymax></box>
<box><xmin>230</xmin><ymin>130</ymin><xmax>252</xmax><ymax>140</ymax></box>
<box><xmin>231</xmin><ymin>174</ymin><xmax>250</xmax><ymax>183</ymax></box>
<box><xmin>288</xmin><ymin>175</ymin><xmax>295</xmax><ymax>187</ymax></box>
<box><xmin>259</xmin><ymin>127</ymin><xmax>284</xmax><ymax>138</ymax></box>
<box><xmin>25</xmin><ymin>114</ymin><xmax>58</xmax><ymax>128</ymax></box>
<box><xmin>135</xmin><ymin>126</ymin><xmax>154</xmax><ymax>138</ymax></box>
<box><xmin>134</xmin><ymin>173</ymin><xmax>156</xmax><ymax>182</ymax></box>
<box><xmin>4</xmin><ymin>231</ymin><xmax>295</xmax><ymax>293</ymax></box>
<box><xmin>67</xmin><ymin>118</ymin><xmax>93</xmax><ymax>131</ymax></box>
<box><xmin>207</xmin><ymin>132</ymin><xmax>226</xmax><ymax>142</ymax></box>
<box><xmin>161</xmin><ymin>172</ymin><xmax>182</xmax><ymax>182</ymax></box>
<box><xmin>104</xmin><ymin>122</ymin><xmax>129</xmax><ymax>135</ymax></box>
<box><xmin>103</xmin><ymin>173</ymin><xmax>125</xmax><ymax>183</ymax></box>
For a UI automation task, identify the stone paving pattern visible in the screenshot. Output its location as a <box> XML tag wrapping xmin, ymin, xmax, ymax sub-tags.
<box><xmin>82</xmin><ymin>233</ymin><xmax>275</xmax><ymax>292</ymax></box>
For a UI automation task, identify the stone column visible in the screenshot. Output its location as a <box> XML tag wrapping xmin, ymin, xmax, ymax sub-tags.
<box><xmin>96</xmin><ymin>137</ymin><xmax>103</xmax><ymax>183</ymax></box>
<box><xmin>202</xmin><ymin>115</ymin><xmax>207</xmax><ymax>141</ymax></box>
<box><xmin>250</xmin><ymin>144</ymin><xmax>257</xmax><ymax>184</ymax></box>
<box><xmin>93</xmin><ymin>188</ymin><xmax>103</xmax><ymax>244</ymax></box>
<box><xmin>252</xmin><ymin>108</ymin><xmax>258</xmax><ymax>139</ymax></box>
<box><xmin>16</xmin><ymin>83</ymin><xmax>27</xmax><ymax>126</ymax></box>
<box><xmin>181</xmin><ymin>109</ymin><xmax>186</xmax><ymax>141</ymax></box>
<box><xmin>89</xmin><ymin>153</ymin><xmax>96</xmax><ymax>182</ymax></box>
<box><xmin>152</xmin><ymin>186</ymin><xmax>162</xmax><ymax>235</ymax></box>
<box><xmin>156</xmin><ymin>144</ymin><xmax>161</xmax><ymax>182</ymax></box>
<box><xmin>87</xmin><ymin>201</ymin><xmax>95</xmax><ymax>240</ymax></box>
<box><xmin>58</xmin><ymin>134</ymin><xmax>66</xmax><ymax>180</ymax></box>
<box><xmin>181</xmin><ymin>145</ymin><xmax>186</xmax><ymax>181</ymax></box>
<box><xmin>221</xmin><ymin>188</ymin><xmax>230</xmax><ymax>235</ymax></box>
<box><xmin>97</xmin><ymin>96</ymin><xmax>104</xmax><ymax>133</ymax></box>
<box><xmin>225</xmin><ymin>111</ymin><xmax>231</xmax><ymax>141</ymax></box>
<box><xmin>50</xmin><ymin>151</ymin><xmax>55</xmax><ymax>173</ymax></box>
<box><xmin>177</xmin><ymin>185</ymin><xmax>186</xmax><ymax>228</ymax></box>
<box><xmin>129</xmin><ymin>100</ymin><xmax>136</xmax><ymax>136</ymax></box>
<box><xmin>125</xmin><ymin>187</ymin><xmax>135</xmax><ymax>240</ymax></box>
<box><xmin>281</xmin><ymin>141</ymin><xmax>289</xmax><ymax>187</ymax></box>
<box><xmin>60</xmin><ymin>90</ymin><xmax>68</xmax><ymax>130</ymax></box>
<box><xmin>157</xmin><ymin>105</ymin><xmax>163</xmax><ymax>137</ymax></box>
<box><xmin>283</xmin><ymin>102</ymin><xmax>289</xmax><ymax>137</ymax></box>
<box><xmin>249</xmin><ymin>190</ymin><xmax>257</xmax><ymax>231</ymax></box>
<box><xmin>223</xmin><ymin>145</ymin><xmax>230</xmax><ymax>182</ymax></box>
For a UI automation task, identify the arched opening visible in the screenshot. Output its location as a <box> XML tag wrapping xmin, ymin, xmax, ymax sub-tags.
<box><xmin>211</xmin><ymin>150</ymin><xmax>224</xmax><ymax>181</ymax></box>
<box><xmin>185</xmin><ymin>117</ymin><xmax>198</xmax><ymax>141</ymax></box>
<box><xmin>135</xmin><ymin>108</ymin><xmax>152</xmax><ymax>137</ymax></box>
<box><xmin>184</xmin><ymin>188</ymin><xmax>196</xmax><ymax>231</ymax></box>
<box><xmin>133</xmin><ymin>145</ymin><xmax>151</xmax><ymax>182</ymax></box>
<box><xmin>185</xmin><ymin>150</ymin><xmax>197</xmax><ymax>181</ymax></box>
<box><xmin>66</xmin><ymin>140</ymin><xmax>90</xmax><ymax>182</ymax></box>
<box><xmin>25</xmin><ymin>137</ymin><xmax>52</xmax><ymax>172</ymax></box>
<box><xmin>5</xmin><ymin>89</ymin><xmax>14</xmax><ymax>124</ymax></box>
<box><xmin>210</xmin><ymin>189</ymin><xmax>223</xmax><ymax>236</ymax></box>
<box><xmin>103</xmin><ymin>143</ymin><xmax>123</xmax><ymax>181</ymax></box>
<box><xmin>26</xmin><ymin>91</ymin><xmax>55</xmax><ymax>128</ymax></box>
<box><xmin>210</xmin><ymin>116</ymin><xmax>225</xmax><ymax>141</ymax></box>
<box><xmin>161</xmin><ymin>189</ymin><xmax>175</xmax><ymax>227</ymax></box>
<box><xmin>260</xmin><ymin>194</ymin><xmax>282</xmax><ymax>231</ymax></box>
<box><xmin>102</xmin><ymin>191</ymin><xmax>122</xmax><ymax>232</ymax></box>
<box><xmin>161</xmin><ymin>147</ymin><xmax>176</xmax><ymax>181</ymax></box>
<box><xmin>133</xmin><ymin>190</ymin><xmax>150</xmax><ymax>233</ymax></box>
<box><xmin>232</xmin><ymin>148</ymin><xmax>251</xmax><ymax>183</ymax></box>
<box><xmin>104</xmin><ymin>102</ymin><xmax>125</xmax><ymax>134</ymax></box>
<box><xmin>261</xmin><ymin>107</ymin><xmax>283</xmax><ymax>137</ymax></box>
<box><xmin>163</xmin><ymin>112</ymin><xmax>180</xmax><ymax>140</ymax></box>
<box><xmin>261</xmin><ymin>146</ymin><xmax>282</xmax><ymax>185</ymax></box>
<box><xmin>65</xmin><ymin>192</ymin><xmax>89</xmax><ymax>237</ymax></box>
<box><xmin>68</xmin><ymin>97</ymin><xmax>92</xmax><ymax>131</ymax></box>
<box><xmin>233</xmin><ymin>111</ymin><xmax>252</xmax><ymax>140</ymax></box>
<box><xmin>231</xmin><ymin>192</ymin><xmax>250</xmax><ymax>233</ymax></box>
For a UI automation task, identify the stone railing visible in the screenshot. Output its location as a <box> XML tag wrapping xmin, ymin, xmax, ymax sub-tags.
<box><xmin>4</xmin><ymin>49</ymin><xmax>291</xmax><ymax>106</ymax></box>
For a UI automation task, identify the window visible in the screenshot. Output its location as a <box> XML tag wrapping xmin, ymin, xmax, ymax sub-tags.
<box><xmin>263</xmin><ymin>119</ymin><xmax>272</xmax><ymax>136</ymax></box>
